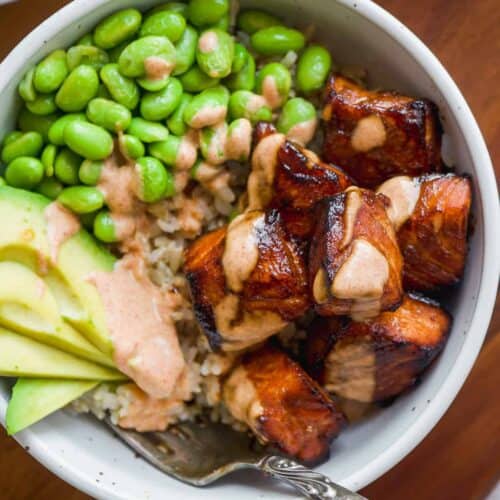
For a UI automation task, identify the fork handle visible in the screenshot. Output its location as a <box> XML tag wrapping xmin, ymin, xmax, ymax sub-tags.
<box><xmin>257</xmin><ymin>456</ymin><xmax>367</xmax><ymax>500</ymax></box>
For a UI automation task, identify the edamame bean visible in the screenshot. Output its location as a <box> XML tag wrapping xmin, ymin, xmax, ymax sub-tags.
<box><xmin>54</xmin><ymin>148</ymin><xmax>81</xmax><ymax>185</ymax></box>
<box><xmin>196</xmin><ymin>29</ymin><xmax>234</xmax><ymax>79</ymax></box>
<box><xmin>34</xmin><ymin>50</ymin><xmax>69</xmax><ymax>93</ymax></box>
<box><xmin>36</xmin><ymin>177</ymin><xmax>64</xmax><ymax>199</ymax></box>
<box><xmin>26</xmin><ymin>94</ymin><xmax>57</xmax><ymax>116</ymax></box>
<box><xmin>48</xmin><ymin>113</ymin><xmax>88</xmax><ymax>146</ymax></box>
<box><xmin>140</xmin><ymin>77</ymin><xmax>183</xmax><ymax>121</ymax></box>
<box><xmin>187</xmin><ymin>0</ymin><xmax>229</xmax><ymax>27</ymax></box>
<box><xmin>135</xmin><ymin>156</ymin><xmax>171</xmax><ymax>202</ymax></box>
<box><xmin>96</xmin><ymin>83</ymin><xmax>112</xmax><ymax>99</ymax></box>
<box><xmin>127</xmin><ymin>117</ymin><xmax>169</xmax><ymax>143</ymax></box>
<box><xmin>77</xmin><ymin>33</ymin><xmax>94</xmax><ymax>46</ymax></box>
<box><xmin>167</xmin><ymin>93</ymin><xmax>192</xmax><ymax>136</ymax></box>
<box><xmin>2</xmin><ymin>131</ymin><xmax>23</xmax><ymax>147</ymax></box>
<box><xmin>66</xmin><ymin>45</ymin><xmax>110</xmax><ymax>71</ymax></box>
<box><xmin>228</xmin><ymin>90</ymin><xmax>272</xmax><ymax>124</ymax></box>
<box><xmin>138</xmin><ymin>73</ymin><xmax>171</xmax><ymax>93</ymax></box>
<box><xmin>94</xmin><ymin>8</ymin><xmax>142</xmax><ymax>50</ymax></box>
<box><xmin>251</xmin><ymin>27</ymin><xmax>305</xmax><ymax>56</ymax></box>
<box><xmin>173</xmin><ymin>25</ymin><xmax>198</xmax><ymax>76</ymax></box>
<box><xmin>139</xmin><ymin>11</ymin><xmax>186</xmax><ymax>42</ymax></box>
<box><xmin>41</xmin><ymin>144</ymin><xmax>58</xmax><ymax>177</ymax></box>
<box><xmin>100</xmin><ymin>64</ymin><xmax>140</xmax><ymax>110</ymax></box>
<box><xmin>79</xmin><ymin>159</ymin><xmax>104</xmax><ymax>185</ymax></box>
<box><xmin>183</xmin><ymin>85</ymin><xmax>229</xmax><ymax>128</ymax></box>
<box><xmin>64</xmin><ymin>121</ymin><xmax>113</xmax><ymax>160</ymax></box>
<box><xmin>237</xmin><ymin>9</ymin><xmax>282</xmax><ymax>34</ymax></box>
<box><xmin>118</xmin><ymin>134</ymin><xmax>145</xmax><ymax>159</ymax></box>
<box><xmin>199</xmin><ymin>121</ymin><xmax>227</xmax><ymax>164</ymax></box>
<box><xmin>108</xmin><ymin>40</ymin><xmax>130</xmax><ymax>63</ymax></box>
<box><xmin>5</xmin><ymin>157</ymin><xmax>44</xmax><ymax>190</ymax></box>
<box><xmin>0</xmin><ymin>177</ymin><xmax>5</xmax><ymax>187</ymax></box>
<box><xmin>118</xmin><ymin>36</ymin><xmax>176</xmax><ymax>78</ymax></box>
<box><xmin>93</xmin><ymin>210</ymin><xmax>118</xmax><ymax>243</ymax></box>
<box><xmin>55</xmin><ymin>65</ymin><xmax>99</xmax><ymax>112</ymax></box>
<box><xmin>18</xmin><ymin>109</ymin><xmax>60</xmax><ymax>142</ymax></box>
<box><xmin>226</xmin><ymin>118</ymin><xmax>252</xmax><ymax>161</ymax></box>
<box><xmin>18</xmin><ymin>68</ymin><xmax>37</xmax><ymax>102</ymax></box>
<box><xmin>58</xmin><ymin>186</ymin><xmax>105</xmax><ymax>214</ymax></box>
<box><xmin>256</xmin><ymin>62</ymin><xmax>291</xmax><ymax>109</ymax></box>
<box><xmin>296</xmin><ymin>45</ymin><xmax>332</xmax><ymax>94</ymax></box>
<box><xmin>1</xmin><ymin>132</ymin><xmax>44</xmax><ymax>165</ymax></box>
<box><xmin>87</xmin><ymin>98</ymin><xmax>132</xmax><ymax>132</ymax></box>
<box><xmin>149</xmin><ymin>136</ymin><xmax>181</xmax><ymax>167</ymax></box>
<box><xmin>224</xmin><ymin>53</ymin><xmax>256</xmax><ymax>91</ymax></box>
<box><xmin>179</xmin><ymin>65</ymin><xmax>219</xmax><ymax>92</ymax></box>
<box><xmin>147</xmin><ymin>2</ymin><xmax>189</xmax><ymax>18</ymax></box>
<box><xmin>231</xmin><ymin>43</ymin><xmax>248</xmax><ymax>73</ymax></box>
<box><xmin>277</xmin><ymin>97</ymin><xmax>317</xmax><ymax>145</ymax></box>
<box><xmin>208</xmin><ymin>14</ymin><xmax>230</xmax><ymax>31</ymax></box>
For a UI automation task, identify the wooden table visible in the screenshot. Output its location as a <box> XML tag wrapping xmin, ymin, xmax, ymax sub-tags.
<box><xmin>0</xmin><ymin>1</ymin><xmax>498</xmax><ymax>499</ymax></box>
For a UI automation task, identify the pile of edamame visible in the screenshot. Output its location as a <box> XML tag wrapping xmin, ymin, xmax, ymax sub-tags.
<box><xmin>0</xmin><ymin>1</ymin><xmax>333</xmax><ymax>243</ymax></box>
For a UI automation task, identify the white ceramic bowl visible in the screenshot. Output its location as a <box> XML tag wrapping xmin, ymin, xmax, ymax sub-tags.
<box><xmin>0</xmin><ymin>1</ymin><xmax>498</xmax><ymax>498</ymax></box>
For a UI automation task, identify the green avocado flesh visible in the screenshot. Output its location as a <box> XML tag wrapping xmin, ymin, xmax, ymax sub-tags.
<box><xmin>6</xmin><ymin>378</ymin><xmax>99</xmax><ymax>435</ymax></box>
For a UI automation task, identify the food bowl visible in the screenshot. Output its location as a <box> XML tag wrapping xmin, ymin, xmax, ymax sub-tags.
<box><xmin>0</xmin><ymin>0</ymin><xmax>498</xmax><ymax>498</ymax></box>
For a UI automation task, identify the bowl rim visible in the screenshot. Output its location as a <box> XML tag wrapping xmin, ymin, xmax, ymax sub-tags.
<box><xmin>0</xmin><ymin>0</ymin><xmax>498</xmax><ymax>497</ymax></box>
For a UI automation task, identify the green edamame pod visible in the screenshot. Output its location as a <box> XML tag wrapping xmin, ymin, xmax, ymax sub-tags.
<box><xmin>18</xmin><ymin>109</ymin><xmax>60</xmax><ymax>142</ymax></box>
<box><xmin>255</xmin><ymin>62</ymin><xmax>291</xmax><ymax>109</ymax></box>
<box><xmin>79</xmin><ymin>159</ymin><xmax>104</xmax><ymax>185</ymax></box>
<box><xmin>196</xmin><ymin>29</ymin><xmax>234</xmax><ymax>79</ymax></box>
<box><xmin>118</xmin><ymin>36</ymin><xmax>176</xmax><ymax>78</ymax></box>
<box><xmin>36</xmin><ymin>177</ymin><xmax>64</xmax><ymax>200</ymax></box>
<box><xmin>179</xmin><ymin>65</ymin><xmax>219</xmax><ymax>92</ymax></box>
<box><xmin>237</xmin><ymin>9</ymin><xmax>283</xmax><ymax>34</ymax></box>
<box><xmin>77</xmin><ymin>33</ymin><xmax>94</xmax><ymax>46</ymax></box>
<box><xmin>228</xmin><ymin>90</ymin><xmax>272</xmax><ymax>124</ymax></box>
<box><xmin>149</xmin><ymin>136</ymin><xmax>181</xmax><ymax>167</ymax></box>
<box><xmin>296</xmin><ymin>45</ymin><xmax>332</xmax><ymax>94</ymax></box>
<box><xmin>55</xmin><ymin>65</ymin><xmax>99</xmax><ymax>112</ymax></box>
<box><xmin>127</xmin><ymin>117</ymin><xmax>169</xmax><ymax>143</ymax></box>
<box><xmin>58</xmin><ymin>186</ymin><xmax>105</xmax><ymax>214</ymax></box>
<box><xmin>251</xmin><ymin>26</ymin><xmax>305</xmax><ymax>56</ymax></box>
<box><xmin>224</xmin><ymin>53</ymin><xmax>256</xmax><ymax>91</ymax></box>
<box><xmin>2</xmin><ymin>131</ymin><xmax>23</xmax><ymax>147</ymax></box>
<box><xmin>64</xmin><ymin>121</ymin><xmax>114</xmax><ymax>161</ymax></box>
<box><xmin>173</xmin><ymin>25</ymin><xmax>198</xmax><ymax>76</ymax></box>
<box><xmin>135</xmin><ymin>156</ymin><xmax>171</xmax><ymax>202</ymax></box>
<box><xmin>94</xmin><ymin>210</ymin><xmax>119</xmax><ymax>243</ymax></box>
<box><xmin>139</xmin><ymin>11</ymin><xmax>186</xmax><ymax>42</ymax></box>
<box><xmin>167</xmin><ymin>93</ymin><xmax>192</xmax><ymax>136</ymax></box>
<box><xmin>26</xmin><ymin>94</ymin><xmax>57</xmax><ymax>116</ymax></box>
<box><xmin>277</xmin><ymin>97</ymin><xmax>317</xmax><ymax>145</ymax></box>
<box><xmin>48</xmin><ymin>113</ymin><xmax>88</xmax><ymax>146</ymax></box>
<box><xmin>87</xmin><ymin>98</ymin><xmax>132</xmax><ymax>132</ymax></box>
<box><xmin>1</xmin><ymin>132</ymin><xmax>44</xmax><ymax>165</ymax></box>
<box><xmin>100</xmin><ymin>64</ymin><xmax>140</xmax><ymax>110</ymax></box>
<box><xmin>54</xmin><ymin>148</ymin><xmax>82</xmax><ymax>185</ymax></box>
<box><xmin>34</xmin><ymin>50</ymin><xmax>69</xmax><ymax>94</ymax></box>
<box><xmin>5</xmin><ymin>157</ymin><xmax>44</xmax><ymax>190</ymax></box>
<box><xmin>94</xmin><ymin>8</ymin><xmax>143</xmax><ymax>50</ymax></box>
<box><xmin>187</xmin><ymin>0</ymin><xmax>229</xmax><ymax>27</ymax></box>
<box><xmin>183</xmin><ymin>85</ymin><xmax>229</xmax><ymax>128</ymax></box>
<box><xmin>231</xmin><ymin>43</ymin><xmax>248</xmax><ymax>73</ymax></box>
<box><xmin>66</xmin><ymin>45</ymin><xmax>110</xmax><ymax>71</ymax></box>
<box><xmin>41</xmin><ymin>144</ymin><xmax>58</xmax><ymax>177</ymax></box>
<box><xmin>118</xmin><ymin>134</ymin><xmax>145</xmax><ymax>160</ymax></box>
<box><xmin>140</xmin><ymin>77</ymin><xmax>183</xmax><ymax>121</ymax></box>
<box><xmin>18</xmin><ymin>68</ymin><xmax>37</xmax><ymax>102</ymax></box>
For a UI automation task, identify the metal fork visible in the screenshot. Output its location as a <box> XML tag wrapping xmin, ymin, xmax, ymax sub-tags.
<box><xmin>105</xmin><ymin>418</ymin><xmax>366</xmax><ymax>499</ymax></box>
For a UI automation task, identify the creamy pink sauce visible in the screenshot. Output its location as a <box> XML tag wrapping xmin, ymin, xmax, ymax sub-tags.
<box><xmin>98</xmin><ymin>158</ymin><xmax>138</xmax><ymax>215</ymax></box>
<box><xmin>286</xmin><ymin>117</ymin><xmax>318</xmax><ymax>146</ymax></box>
<box><xmin>176</xmin><ymin>129</ymin><xmax>199</xmax><ymax>170</ymax></box>
<box><xmin>190</xmin><ymin>105</ymin><xmax>227</xmax><ymax>129</ymax></box>
<box><xmin>110</xmin><ymin>214</ymin><xmax>137</xmax><ymax>241</ymax></box>
<box><xmin>262</xmin><ymin>75</ymin><xmax>283</xmax><ymax>109</ymax></box>
<box><xmin>351</xmin><ymin>114</ymin><xmax>387</xmax><ymax>152</ymax></box>
<box><xmin>226</xmin><ymin>118</ymin><xmax>252</xmax><ymax>161</ymax></box>
<box><xmin>89</xmin><ymin>254</ymin><xmax>185</xmax><ymax>398</ymax></box>
<box><xmin>247</xmin><ymin>94</ymin><xmax>268</xmax><ymax>114</ymax></box>
<box><xmin>144</xmin><ymin>56</ymin><xmax>174</xmax><ymax>81</ymax></box>
<box><xmin>198</xmin><ymin>31</ymin><xmax>219</xmax><ymax>53</ymax></box>
<box><xmin>44</xmin><ymin>202</ymin><xmax>81</xmax><ymax>265</ymax></box>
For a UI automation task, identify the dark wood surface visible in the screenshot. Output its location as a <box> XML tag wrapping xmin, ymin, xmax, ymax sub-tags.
<box><xmin>0</xmin><ymin>1</ymin><xmax>498</xmax><ymax>499</ymax></box>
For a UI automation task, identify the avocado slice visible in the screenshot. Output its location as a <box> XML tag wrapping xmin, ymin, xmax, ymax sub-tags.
<box><xmin>6</xmin><ymin>378</ymin><xmax>99</xmax><ymax>435</ymax></box>
<box><xmin>0</xmin><ymin>261</ymin><xmax>114</xmax><ymax>367</ymax></box>
<box><xmin>0</xmin><ymin>186</ymin><xmax>116</xmax><ymax>355</ymax></box>
<box><xmin>0</xmin><ymin>326</ymin><xmax>125</xmax><ymax>381</ymax></box>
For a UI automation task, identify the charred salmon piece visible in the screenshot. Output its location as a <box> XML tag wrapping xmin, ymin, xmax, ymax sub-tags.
<box><xmin>223</xmin><ymin>344</ymin><xmax>346</xmax><ymax>464</ymax></box>
<box><xmin>305</xmin><ymin>295</ymin><xmax>451</xmax><ymax>403</ymax></box>
<box><xmin>377</xmin><ymin>174</ymin><xmax>472</xmax><ymax>291</ymax></box>
<box><xmin>309</xmin><ymin>186</ymin><xmax>403</xmax><ymax>321</ymax></box>
<box><xmin>248</xmin><ymin>125</ymin><xmax>351</xmax><ymax>239</ymax></box>
<box><xmin>184</xmin><ymin>209</ymin><xmax>309</xmax><ymax>352</ymax></box>
<box><xmin>322</xmin><ymin>74</ymin><xmax>442</xmax><ymax>188</ymax></box>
